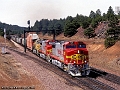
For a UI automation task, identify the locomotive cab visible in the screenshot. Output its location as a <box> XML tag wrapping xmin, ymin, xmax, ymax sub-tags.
<box><xmin>63</xmin><ymin>41</ymin><xmax>90</xmax><ymax>76</ymax></box>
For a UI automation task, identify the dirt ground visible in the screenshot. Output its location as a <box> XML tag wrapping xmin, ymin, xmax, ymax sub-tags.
<box><xmin>88</xmin><ymin>39</ymin><xmax>120</xmax><ymax>76</ymax></box>
<box><xmin>0</xmin><ymin>36</ymin><xmax>45</xmax><ymax>90</ymax></box>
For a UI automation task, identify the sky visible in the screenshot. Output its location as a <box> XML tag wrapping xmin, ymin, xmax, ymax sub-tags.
<box><xmin>0</xmin><ymin>0</ymin><xmax>120</xmax><ymax>27</ymax></box>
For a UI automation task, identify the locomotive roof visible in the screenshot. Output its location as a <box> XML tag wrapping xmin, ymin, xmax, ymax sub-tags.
<box><xmin>27</xmin><ymin>33</ymin><xmax>39</xmax><ymax>39</ymax></box>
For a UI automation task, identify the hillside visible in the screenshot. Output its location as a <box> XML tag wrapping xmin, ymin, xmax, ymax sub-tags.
<box><xmin>87</xmin><ymin>39</ymin><xmax>120</xmax><ymax>76</ymax></box>
<box><xmin>38</xmin><ymin>22</ymin><xmax>109</xmax><ymax>40</ymax></box>
<box><xmin>0</xmin><ymin>21</ymin><xmax>26</xmax><ymax>31</ymax></box>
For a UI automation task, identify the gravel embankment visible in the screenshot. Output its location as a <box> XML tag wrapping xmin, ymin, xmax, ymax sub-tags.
<box><xmin>7</xmin><ymin>43</ymin><xmax>82</xmax><ymax>90</ymax></box>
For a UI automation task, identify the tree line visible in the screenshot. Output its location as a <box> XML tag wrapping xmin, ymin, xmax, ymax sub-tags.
<box><xmin>0</xmin><ymin>6</ymin><xmax>120</xmax><ymax>48</ymax></box>
<box><xmin>0</xmin><ymin>22</ymin><xmax>26</xmax><ymax>39</ymax></box>
<box><xmin>32</xmin><ymin>6</ymin><xmax>120</xmax><ymax>37</ymax></box>
<box><xmin>32</xmin><ymin>19</ymin><xmax>65</xmax><ymax>35</ymax></box>
<box><xmin>104</xmin><ymin>6</ymin><xmax>120</xmax><ymax>48</ymax></box>
<box><xmin>32</xmin><ymin>6</ymin><xmax>120</xmax><ymax>48</ymax></box>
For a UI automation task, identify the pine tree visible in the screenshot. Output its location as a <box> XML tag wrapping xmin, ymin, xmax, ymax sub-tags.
<box><xmin>64</xmin><ymin>16</ymin><xmax>80</xmax><ymax>37</ymax></box>
<box><xmin>84</xmin><ymin>27</ymin><xmax>94</xmax><ymax>38</ymax></box>
<box><xmin>104</xmin><ymin>6</ymin><xmax>120</xmax><ymax>48</ymax></box>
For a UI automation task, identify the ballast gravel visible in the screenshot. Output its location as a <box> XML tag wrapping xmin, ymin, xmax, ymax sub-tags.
<box><xmin>7</xmin><ymin>46</ymin><xmax>82</xmax><ymax>90</ymax></box>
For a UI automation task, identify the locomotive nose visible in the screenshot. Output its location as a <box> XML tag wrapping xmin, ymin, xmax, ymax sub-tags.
<box><xmin>74</xmin><ymin>49</ymin><xmax>88</xmax><ymax>64</ymax></box>
<box><xmin>65</xmin><ymin>49</ymin><xmax>88</xmax><ymax>64</ymax></box>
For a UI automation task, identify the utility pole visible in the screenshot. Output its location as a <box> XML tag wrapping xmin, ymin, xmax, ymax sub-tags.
<box><xmin>1</xmin><ymin>28</ymin><xmax>7</xmax><ymax>54</ymax></box>
<box><xmin>24</xmin><ymin>30</ymin><xmax>26</xmax><ymax>52</ymax></box>
<box><xmin>27</xmin><ymin>20</ymin><xmax>30</xmax><ymax>31</ymax></box>
<box><xmin>24</xmin><ymin>20</ymin><xmax>30</xmax><ymax>52</ymax></box>
<box><xmin>53</xmin><ymin>29</ymin><xmax>56</xmax><ymax>40</ymax></box>
<box><xmin>4</xmin><ymin>28</ymin><xmax>6</xmax><ymax>53</ymax></box>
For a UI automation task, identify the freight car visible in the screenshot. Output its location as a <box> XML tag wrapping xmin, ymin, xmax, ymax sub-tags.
<box><xmin>12</xmin><ymin>33</ymin><xmax>90</xmax><ymax>76</ymax></box>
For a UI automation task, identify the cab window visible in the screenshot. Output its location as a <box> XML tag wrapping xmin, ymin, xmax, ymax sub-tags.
<box><xmin>78</xmin><ymin>44</ymin><xmax>86</xmax><ymax>48</ymax></box>
<box><xmin>66</xmin><ymin>45</ymin><xmax>76</xmax><ymax>48</ymax></box>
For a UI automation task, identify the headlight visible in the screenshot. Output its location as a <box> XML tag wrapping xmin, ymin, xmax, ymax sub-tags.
<box><xmin>74</xmin><ymin>61</ymin><xmax>76</xmax><ymax>63</ymax></box>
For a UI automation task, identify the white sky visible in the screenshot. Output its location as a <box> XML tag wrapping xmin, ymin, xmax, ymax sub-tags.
<box><xmin>0</xmin><ymin>0</ymin><xmax>119</xmax><ymax>27</ymax></box>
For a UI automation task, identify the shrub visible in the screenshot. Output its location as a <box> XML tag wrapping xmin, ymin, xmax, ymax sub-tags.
<box><xmin>104</xmin><ymin>37</ymin><xmax>117</xmax><ymax>48</ymax></box>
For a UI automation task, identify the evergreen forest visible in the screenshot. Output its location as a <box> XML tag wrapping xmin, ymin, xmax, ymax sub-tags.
<box><xmin>0</xmin><ymin>6</ymin><xmax>120</xmax><ymax>48</ymax></box>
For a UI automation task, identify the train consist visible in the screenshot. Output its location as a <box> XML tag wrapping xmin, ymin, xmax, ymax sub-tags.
<box><xmin>12</xmin><ymin>33</ymin><xmax>90</xmax><ymax>76</ymax></box>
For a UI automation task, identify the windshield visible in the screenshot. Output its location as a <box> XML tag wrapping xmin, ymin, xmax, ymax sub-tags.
<box><xmin>66</xmin><ymin>45</ymin><xmax>76</xmax><ymax>48</ymax></box>
<box><xmin>78</xmin><ymin>44</ymin><xmax>86</xmax><ymax>48</ymax></box>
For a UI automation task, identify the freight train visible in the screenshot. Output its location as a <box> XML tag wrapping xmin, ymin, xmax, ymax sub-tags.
<box><xmin>12</xmin><ymin>33</ymin><xmax>90</xmax><ymax>76</ymax></box>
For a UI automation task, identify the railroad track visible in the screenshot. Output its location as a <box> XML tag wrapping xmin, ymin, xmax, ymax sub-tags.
<box><xmin>90</xmin><ymin>67</ymin><xmax>120</xmax><ymax>85</ymax></box>
<box><xmin>7</xmin><ymin>47</ymin><xmax>116</xmax><ymax>90</ymax></box>
<box><xmin>75</xmin><ymin>77</ymin><xmax>115</xmax><ymax>90</ymax></box>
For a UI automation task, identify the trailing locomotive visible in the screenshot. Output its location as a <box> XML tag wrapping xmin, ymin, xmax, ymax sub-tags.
<box><xmin>12</xmin><ymin>33</ymin><xmax>90</xmax><ymax>76</ymax></box>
